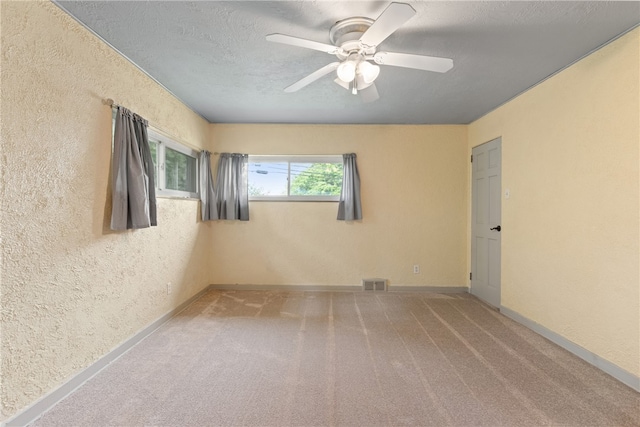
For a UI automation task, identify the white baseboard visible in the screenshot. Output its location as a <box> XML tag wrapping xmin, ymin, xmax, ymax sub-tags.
<box><xmin>208</xmin><ymin>284</ymin><xmax>362</xmax><ymax>291</ymax></box>
<box><xmin>208</xmin><ymin>284</ymin><xmax>469</xmax><ymax>293</ymax></box>
<box><xmin>3</xmin><ymin>286</ymin><xmax>211</xmax><ymax>427</ymax></box>
<box><xmin>500</xmin><ymin>306</ymin><xmax>640</xmax><ymax>392</ymax></box>
<box><xmin>388</xmin><ymin>285</ymin><xmax>468</xmax><ymax>293</ymax></box>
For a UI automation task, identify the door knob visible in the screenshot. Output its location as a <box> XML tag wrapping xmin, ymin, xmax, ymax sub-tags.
<box><xmin>490</xmin><ymin>225</ymin><xmax>501</xmax><ymax>232</ymax></box>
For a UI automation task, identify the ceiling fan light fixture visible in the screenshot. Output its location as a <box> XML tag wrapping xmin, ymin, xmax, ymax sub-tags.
<box><xmin>358</xmin><ymin>61</ymin><xmax>380</xmax><ymax>84</ymax></box>
<box><xmin>337</xmin><ymin>60</ymin><xmax>357</xmax><ymax>83</ymax></box>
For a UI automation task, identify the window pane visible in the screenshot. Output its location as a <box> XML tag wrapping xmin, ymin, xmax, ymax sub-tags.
<box><xmin>148</xmin><ymin>140</ymin><xmax>158</xmax><ymax>184</ymax></box>
<box><xmin>248</xmin><ymin>162</ymin><xmax>288</xmax><ymax>196</ymax></box>
<box><xmin>165</xmin><ymin>147</ymin><xmax>197</xmax><ymax>192</ymax></box>
<box><xmin>290</xmin><ymin>162</ymin><xmax>343</xmax><ymax>196</ymax></box>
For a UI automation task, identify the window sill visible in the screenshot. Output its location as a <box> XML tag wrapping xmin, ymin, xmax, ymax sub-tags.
<box><xmin>157</xmin><ymin>195</ymin><xmax>200</xmax><ymax>201</ymax></box>
<box><xmin>250</xmin><ymin>197</ymin><xmax>339</xmax><ymax>202</ymax></box>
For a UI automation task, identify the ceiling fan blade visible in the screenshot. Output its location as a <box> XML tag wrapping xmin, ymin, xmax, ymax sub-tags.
<box><xmin>266</xmin><ymin>34</ymin><xmax>341</xmax><ymax>54</ymax></box>
<box><xmin>359</xmin><ymin>83</ymin><xmax>379</xmax><ymax>103</ymax></box>
<box><xmin>359</xmin><ymin>2</ymin><xmax>416</xmax><ymax>48</ymax></box>
<box><xmin>285</xmin><ymin>62</ymin><xmax>340</xmax><ymax>92</ymax></box>
<box><xmin>373</xmin><ymin>51</ymin><xmax>453</xmax><ymax>73</ymax></box>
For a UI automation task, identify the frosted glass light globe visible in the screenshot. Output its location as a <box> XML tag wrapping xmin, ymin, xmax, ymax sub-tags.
<box><xmin>359</xmin><ymin>61</ymin><xmax>380</xmax><ymax>84</ymax></box>
<box><xmin>337</xmin><ymin>61</ymin><xmax>357</xmax><ymax>83</ymax></box>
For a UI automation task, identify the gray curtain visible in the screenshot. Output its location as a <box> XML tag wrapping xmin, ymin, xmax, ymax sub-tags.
<box><xmin>110</xmin><ymin>106</ymin><xmax>157</xmax><ymax>230</ymax></box>
<box><xmin>215</xmin><ymin>153</ymin><xmax>249</xmax><ymax>221</ymax></box>
<box><xmin>199</xmin><ymin>150</ymin><xmax>218</xmax><ymax>221</ymax></box>
<box><xmin>337</xmin><ymin>153</ymin><xmax>362</xmax><ymax>221</ymax></box>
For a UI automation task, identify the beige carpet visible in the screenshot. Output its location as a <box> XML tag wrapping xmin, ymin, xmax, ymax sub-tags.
<box><xmin>32</xmin><ymin>290</ymin><xmax>639</xmax><ymax>426</ymax></box>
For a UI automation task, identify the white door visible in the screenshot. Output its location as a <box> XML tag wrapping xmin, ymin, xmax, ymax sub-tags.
<box><xmin>471</xmin><ymin>138</ymin><xmax>501</xmax><ymax>308</ymax></box>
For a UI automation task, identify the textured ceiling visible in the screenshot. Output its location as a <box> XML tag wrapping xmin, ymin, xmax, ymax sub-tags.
<box><xmin>55</xmin><ymin>1</ymin><xmax>639</xmax><ymax>124</ymax></box>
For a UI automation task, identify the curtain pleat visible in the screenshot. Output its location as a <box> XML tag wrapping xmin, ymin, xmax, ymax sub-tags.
<box><xmin>337</xmin><ymin>153</ymin><xmax>362</xmax><ymax>221</ymax></box>
<box><xmin>110</xmin><ymin>106</ymin><xmax>157</xmax><ymax>230</ymax></box>
<box><xmin>199</xmin><ymin>150</ymin><xmax>218</xmax><ymax>221</ymax></box>
<box><xmin>215</xmin><ymin>153</ymin><xmax>249</xmax><ymax>221</ymax></box>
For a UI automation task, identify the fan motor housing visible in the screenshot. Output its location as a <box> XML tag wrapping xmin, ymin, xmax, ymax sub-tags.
<box><xmin>330</xmin><ymin>17</ymin><xmax>376</xmax><ymax>58</ymax></box>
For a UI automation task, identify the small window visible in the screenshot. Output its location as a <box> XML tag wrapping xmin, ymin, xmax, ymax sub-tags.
<box><xmin>249</xmin><ymin>155</ymin><xmax>343</xmax><ymax>201</ymax></box>
<box><xmin>148</xmin><ymin>129</ymin><xmax>199</xmax><ymax>198</ymax></box>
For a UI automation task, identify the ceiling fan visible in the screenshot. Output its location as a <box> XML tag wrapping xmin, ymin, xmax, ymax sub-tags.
<box><xmin>266</xmin><ymin>2</ymin><xmax>453</xmax><ymax>102</ymax></box>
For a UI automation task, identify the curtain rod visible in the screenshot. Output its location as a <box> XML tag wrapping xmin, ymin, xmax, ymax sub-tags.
<box><xmin>104</xmin><ymin>98</ymin><xmax>218</xmax><ymax>154</ymax></box>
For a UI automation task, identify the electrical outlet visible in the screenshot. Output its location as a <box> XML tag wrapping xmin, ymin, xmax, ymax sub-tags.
<box><xmin>167</xmin><ymin>282</ymin><xmax>172</xmax><ymax>295</ymax></box>
<box><xmin>413</xmin><ymin>265</ymin><xmax>420</xmax><ymax>274</ymax></box>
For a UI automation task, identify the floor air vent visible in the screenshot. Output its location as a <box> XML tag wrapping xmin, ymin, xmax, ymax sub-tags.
<box><xmin>362</xmin><ymin>278</ymin><xmax>387</xmax><ymax>292</ymax></box>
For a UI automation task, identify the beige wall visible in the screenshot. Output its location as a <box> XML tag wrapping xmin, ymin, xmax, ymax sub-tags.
<box><xmin>468</xmin><ymin>28</ymin><xmax>640</xmax><ymax>376</ymax></box>
<box><xmin>1</xmin><ymin>1</ymin><xmax>214</xmax><ymax>420</ymax></box>
<box><xmin>210</xmin><ymin>124</ymin><xmax>468</xmax><ymax>288</ymax></box>
<box><xmin>2</xmin><ymin>0</ymin><xmax>638</xmax><ymax>423</ymax></box>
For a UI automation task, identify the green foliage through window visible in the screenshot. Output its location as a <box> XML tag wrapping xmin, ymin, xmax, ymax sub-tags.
<box><xmin>165</xmin><ymin>147</ymin><xmax>197</xmax><ymax>193</ymax></box>
<box><xmin>290</xmin><ymin>163</ymin><xmax>342</xmax><ymax>196</ymax></box>
<box><xmin>248</xmin><ymin>156</ymin><xmax>343</xmax><ymax>200</ymax></box>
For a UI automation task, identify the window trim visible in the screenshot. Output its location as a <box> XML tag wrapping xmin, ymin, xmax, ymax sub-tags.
<box><xmin>148</xmin><ymin>129</ymin><xmax>199</xmax><ymax>199</ymax></box>
<box><xmin>248</xmin><ymin>154</ymin><xmax>343</xmax><ymax>202</ymax></box>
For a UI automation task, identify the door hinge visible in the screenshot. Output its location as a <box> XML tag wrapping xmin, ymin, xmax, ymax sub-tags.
<box><xmin>470</xmin><ymin>154</ymin><xmax>473</xmax><ymax>163</ymax></box>
<box><xmin>470</xmin><ymin>272</ymin><xmax>472</xmax><ymax>280</ymax></box>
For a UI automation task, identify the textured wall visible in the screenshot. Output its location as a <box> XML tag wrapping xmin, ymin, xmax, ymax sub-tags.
<box><xmin>1</xmin><ymin>1</ymin><xmax>213</xmax><ymax>421</ymax></box>
<box><xmin>4</xmin><ymin>0</ymin><xmax>637</xmax><ymax>423</ymax></box>
<box><xmin>468</xmin><ymin>29</ymin><xmax>640</xmax><ymax>376</ymax></box>
<box><xmin>209</xmin><ymin>124</ymin><xmax>468</xmax><ymax>288</ymax></box>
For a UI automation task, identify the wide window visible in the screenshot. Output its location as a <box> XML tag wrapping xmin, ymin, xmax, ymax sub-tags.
<box><xmin>148</xmin><ymin>129</ymin><xmax>199</xmax><ymax>198</ymax></box>
<box><xmin>249</xmin><ymin>155</ymin><xmax>343</xmax><ymax>201</ymax></box>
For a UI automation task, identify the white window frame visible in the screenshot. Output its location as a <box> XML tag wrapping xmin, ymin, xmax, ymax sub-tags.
<box><xmin>148</xmin><ymin>129</ymin><xmax>199</xmax><ymax>199</ymax></box>
<box><xmin>249</xmin><ymin>155</ymin><xmax>343</xmax><ymax>202</ymax></box>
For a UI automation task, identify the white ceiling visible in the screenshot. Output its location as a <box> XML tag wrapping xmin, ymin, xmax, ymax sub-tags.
<box><xmin>55</xmin><ymin>1</ymin><xmax>639</xmax><ymax>125</ymax></box>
